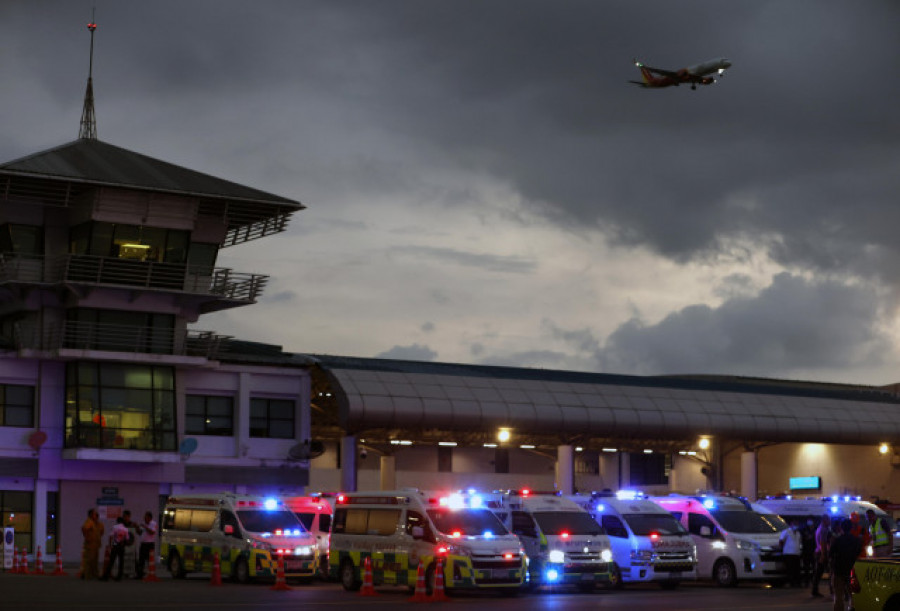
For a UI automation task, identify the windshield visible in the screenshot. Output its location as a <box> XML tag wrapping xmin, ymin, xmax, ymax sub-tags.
<box><xmin>237</xmin><ymin>510</ymin><xmax>304</xmax><ymax>534</ymax></box>
<box><xmin>623</xmin><ymin>513</ymin><xmax>688</xmax><ymax>536</ymax></box>
<box><xmin>532</xmin><ymin>511</ymin><xmax>604</xmax><ymax>536</ymax></box>
<box><xmin>710</xmin><ymin>509</ymin><xmax>780</xmax><ymax>534</ymax></box>
<box><xmin>427</xmin><ymin>508</ymin><xmax>509</xmax><ymax>536</ymax></box>
<box><xmin>760</xmin><ymin>513</ymin><xmax>788</xmax><ymax>531</ymax></box>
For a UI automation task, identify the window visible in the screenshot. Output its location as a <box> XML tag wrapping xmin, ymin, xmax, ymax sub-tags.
<box><xmin>601</xmin><ymin>514</ymin><xmax>629</xmax><ymax>538</ymax></box>
<box><xmin>688</xmin><ymin>512</ymin><xmax>718</xmax><ymax>538</ymax></box>
<box><xmin>65</xmin><ymin>362</ymin><xmax>176</xmax><ymax>451</ymax></box>
<box><xmin>332</xmin><ymin>508</ymin><xmax>400</xmax><ymax>536</ymax></box>
<box><xmin>65</xmin><ymin>309</ymin><xmax>175</xmax><ymax>355</ymax></box>
<box><xmin>1</xmin><ymin>491</ymin><xmax>33</xmax><ymax>553</ymax></box>
<box><xmin>163</xmin><ymin>508</ymin><xmax>217</xmax><ymax>532</ymax></box>
<box><xmin>511</xmin><ymin>511</ymin><xmax>538</xmax><ymax>538</ymax></box>
<box><xmin>187</xmin><ymin>243</ymin><xmax>219</xmax><ymax>274</ymax></box>
<box><xmin>0</xmin><ymin>224</ymin><xmax>43</xmax><ymax>255</ymax></box>
<box><xmin>406</xmin><ymin>511</ymin><xmax>433</xmax><ymax>542</ymax></box>
<box><xmin>629</xmin><ymin>452</ymin><xmax>669</xmax><ymax>486</ymax></box>
<box><xmin>185</xmin><ymin>395</ymin><xmax>234</xmax><ymax>436</ymax></box>
<box><xmin>69</xmin><ymin>222</ymin><xmax>189</xmax><ymax>263</ymax></box>
<box><xmin>250</xmin><ymin>398</ymin><xmax>295</xmax><ymax>439</ymax></box>
<box><xmin>0</xmin><ymin>384</ymin><xmax>34</xmax><ymax>427</ymax></box>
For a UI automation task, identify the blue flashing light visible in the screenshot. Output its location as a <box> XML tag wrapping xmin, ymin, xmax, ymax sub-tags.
<box><xmin>264</xmin><ymin>498</ymin><xmax>278</xmax><ymax>511</ymax></box>
<box><xmin>546</xmin><ymin>568</ymin><xmax>560</xmax><ymax>582</ymax></box>
<box><xmin>470</xmin><ymin>494</ymin><xmax>484</xmax><ymax>508</ymax></box>
<box><xmin>292</xmin><ymin>529</ymin><xmax>301</xmax><ymax>536</ymax></box>
<box><xmin>483</xmin><ymin>530</ymin><xmax>494</xmax><ymax>539</ymax></box>
<box><xmin>596</xmin><ymin>504</ymin><xmax>605</xmax><ymax>513</ymax></box>
<box><xmin>830</xmin><ymin>506</ymin><xmax>839</xmax><ymax>514</ymax></box>
<box><xmin>616</xmin><ymin>490</ymin><xmax>642</xmax><ymax>501</ymax></box>
<box><xmin>703</xmin><ymin>499</ymin><xmax>716</xmax><ymax>509</ymax></box>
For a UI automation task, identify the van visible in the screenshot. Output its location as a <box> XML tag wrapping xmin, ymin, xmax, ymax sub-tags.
<box><xmin>283</xmin><ymin>495</ymin><xmax>333</xmax><ymax>576</ymax></box>
<box><xmin>489</xmin><ymin>490</ymin><xmax>614</xmax><ymax>591</ymax></box>
<box><xmin>651</xmin><ymin>493</ymin><xmax>787</xmax><ymax>586</ymax></box>
<box><xmin>160</xmin><ymin>493</ymin><xmax>318</xmax><ymax>583</ymax></box>
<box><xmin>329</xmin><ymin>489</ymin><xmax>526</xmax><ymax>594</ymax></box>
<box><xmin>757</xmin><ymin>495</ymin><xmax>898</xmax><ymax>553</ymax></box>
<box><xmin>569</xmin><ymin>491</ymin><xmax>697</xmax><ymax>588</ymax></box>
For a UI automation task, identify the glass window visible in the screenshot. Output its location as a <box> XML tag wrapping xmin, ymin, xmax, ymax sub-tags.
<box><xmin>532</xmin><ymin>511</ymin><xmax>605</xmax><ymax>536</ymax></box>
<box><xmin>1</xmin><ymin>491</ymin><xmax>33</xmax><ymax>553</ymax></box>
<box><xmin>601</xmin><ymin>514</ymin><xmax>629</xmax><ymax>538</ymax></box>
<box><xmin>621</xmin><ymin>513</ymin><xmax>687</xmax><ymax>536</ymax></box>
<box><xmin>0</xmin><ymin>384</ymin><xmax>34</xmax><ymax>428</ymax></box>
<box><xmin>688</xmin><ymin>512</ymin><xmax>718</xmax><ymax>537</ymax></box>
<box><xmin>426</xmin><ymin>508</ymin><xmax>509</xmax><ymax>536</ymax></box>
<box><xmin>0</xmin><ymin>224</ymin><xmax>43</xmax><ymax>255</ymax></box>
<box><xmin>249</xmin><ymin>398</ymin><xmax>295</xmax><ymax>439</ymax></box>
<box><xmin>366</xmin><ymin>509</ymin><xmax>400</xmax><ymax>536</ymax></box>
<box><xmin>187</xmin><ymin>243</ymin><xmax>218</xmax><ymax>272</ymax></box>
<box><xmin>185</xmin><ymin>395</ymin><xmax>234</xmax><ymax>436</ymax></box>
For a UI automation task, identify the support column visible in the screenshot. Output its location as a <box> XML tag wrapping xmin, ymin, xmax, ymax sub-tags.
<box><xmin>556</xmin><ymin>445</ymin><xmax>574</xmax><ymax>495</ymax></box>
<box><xmin>33</xmin><ymin>480</ymin><xmax>48</xmax><ymax>556</ymax></box>
<box><xmin>741</xmin><ymin>451</ymin><xmax>758</xmax><ymax>500</ymax></box>
<box><xmin>340</xmin><ymin>435</ymin><xmax>357</xmax><ymax>492</ymax></box>
<box><xmin>619</xmin><ymin>452</ymin><xmax>631</xmax><ymax>489</ymax></box>
<box><xmin>380</xmin><ymin>455</ymin><xmax>396</xmax><ymax>491</ymax></box>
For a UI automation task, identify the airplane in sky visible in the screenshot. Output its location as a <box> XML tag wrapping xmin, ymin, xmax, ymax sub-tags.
<box><xmin>629</xmin><ymin>57</ymin><xmax>732</xmax><ymax>90</ymax></box>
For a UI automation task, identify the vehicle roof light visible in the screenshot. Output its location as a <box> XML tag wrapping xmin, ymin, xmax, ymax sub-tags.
<box><xmin>703</xmin><ymin>499</ymin><xmax>716</xmax><ymax>509</ymax></box>
<box><xmin>264</xmin><ymin>498</ymin><xmax>279</xmax><ymax>511</ymax></box>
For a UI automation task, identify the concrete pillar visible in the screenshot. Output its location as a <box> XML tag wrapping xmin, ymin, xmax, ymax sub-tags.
<box><xmin>380</xmin><ymin>455</ymin><xmax>396</xmax><ymax>491</ymax></box>
<box><xmin>668</xmin><ymin>455</ymin><xmax>680</xmax><ymax>493</ymax></box>
<box><xmin>619</xmin><ymin>452</ymin><xmax>631</xmax><ymax>489</ymax></box>
<box><xmin>340</xmin><ymin>435</ymin><xmax>357</xmax><ymax>492</ymax></box>
<box><xmin>741</xmin><ymin>451</ymin><xmax>758</xmax><ymax>500</ymax></box>
<box><xmin>34</xmin><ymin>480</ymin><xmax>48</xmax><ymax>555</ymax></box>
<box><xmin>557</xmin><ymin>445</ymin><xmax>575</xmax><ymax>494</ymax></box>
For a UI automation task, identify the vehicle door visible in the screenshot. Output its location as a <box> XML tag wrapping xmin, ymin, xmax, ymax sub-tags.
<box><xmin>686</xmin><ymin>511</ymin><xmax>722</xmax><ymax>576</ymax></box>
<box><xmin>218</xmin><ymin>509</ymin><xmax>244</xmax><ymax>574</ymax></box>
<box><xmin>405</xmin><ymin>509</ymin><xmax>435</xmax><ymax>586</ymax></box>
<box><xmin>510</xmin><ymin>511</ymin><xmax>541</xmax><ymax>566</ymax></box>
<box><xmin>600</xmin><ymin>514</ymin><xmax>630</xmax><ymax>575</ymax></box>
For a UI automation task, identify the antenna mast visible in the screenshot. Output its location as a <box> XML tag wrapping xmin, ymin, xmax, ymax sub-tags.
<box><xmin>78</xmin><ymin>11</ymin><xmax>98</xmax><ymax>140</ymax></box>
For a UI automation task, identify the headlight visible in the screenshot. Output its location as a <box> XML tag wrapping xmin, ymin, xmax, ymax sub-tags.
<box><xmin>548</xmin><ymin>550</ymin><xmax>565</xmax><ymax>563</ymax></box>
<box><xmin>735</xmin><ymin>539</ymin><xmax>758</xmax><ymax>552</ymax></box>
<box><xmin>294</xmin><ymin>546</ymin><xmax>313</xmax><ymax>556</ymax></box>
<box><xmin>601</xmin><ymin>549</ymin><xmax>613</xmax><ymax>562</ymax></box>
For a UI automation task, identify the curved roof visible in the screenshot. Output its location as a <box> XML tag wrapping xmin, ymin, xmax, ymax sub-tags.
<box><xmin>309</xmin><ymin>355</ymin><xmax>900</xmax><ymax>445</ymax></box>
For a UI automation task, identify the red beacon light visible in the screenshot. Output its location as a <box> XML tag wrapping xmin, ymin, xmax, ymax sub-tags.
<box><xmin>560</xmin><ymin>531</ymin><xmax>570</xmax><ymax>540</ymax></box>
<box><xmin>436</xmin><ymin>545</ymin><xmax>449</xmax><ymax>555</ymax></box>
<box><xmin>451</xmin><ymin>530</ymin><xmax>462</xmax><ymax>539</ymax></box>
<box><xmin>649</xmin><ymin>532</ymin><xmax>660</xmax><ymax>541</ymax></box>
<box><xmin>503</xmin><ymin>552</ymin><xmax>514</xmax><ymax>560</ymax></box>
<box><xmin>520</xmin><ymin>488</ymin><xmax>531</xmax><ymax>497</ymax></box>
<box><xmin>336</xmin><ymin>494</ymin><xmax>346</xmax><ymax>504</ymax></box>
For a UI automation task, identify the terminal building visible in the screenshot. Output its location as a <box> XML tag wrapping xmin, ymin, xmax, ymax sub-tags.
<box><xmin>3</xmin><ymin>35</ymin><xmax>900</xmax><ymax>565</ymax></box>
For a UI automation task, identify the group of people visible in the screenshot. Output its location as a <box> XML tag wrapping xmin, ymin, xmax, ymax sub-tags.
<box><xmin>80</xmin><ymin>508</ymin><xmax>158</xmax><ymax>581</ymax></box>
<box><xmin>778</xmin><ymin>509</ymin><xmax>891</xmax><ymax>611</ymax></box>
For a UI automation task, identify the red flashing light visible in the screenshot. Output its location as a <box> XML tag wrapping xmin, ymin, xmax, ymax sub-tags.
<box><xmin>520</xmin><ymin>489</ymin><xmax>531</xmax><ymax>497</ymax></box>
<box><xmin>275</xmin><ymin>529</ymin><xmax>283</xmax><ymax>536</ymax></box>
<box><xmin>451</xmin><ymin>531</ymin><xmax>462</xmax><ymax>539</ymax></box>
<box><xmin>503</xmin><ymin>553</ymin><xmax>513</xmax><ymax>560</ymax></box>
<box><xmin>436</xmin><ymin>546</ymin><xmax>449</xmax><ymax>555</ymax></box>
<box><xmin>650</xmin><ymin>532</ymin><xmax>659</xmax><ymax>540</ymax></box>
<box><xmin>336</xmin><ymin>494</ymin><xmax>346</xmax><ymax>504</ymax></box>
<box><xmin>560</xmin><ymin>531</ymin><xmax>570</xmax><ymax>539</ymax></box>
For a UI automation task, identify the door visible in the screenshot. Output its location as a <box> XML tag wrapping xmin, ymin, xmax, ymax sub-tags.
<box><xmin>686</xmin><ymin>511</ymin><xmax>721</xmax><ymax>576</ymax></box>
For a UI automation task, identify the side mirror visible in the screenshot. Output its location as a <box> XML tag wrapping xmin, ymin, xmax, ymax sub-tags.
<box><xmin>699</xmin><ymin>526</ymin><xmax>712</xmax><ymax>537</ymax></box>
<box><xmin>411</xmin><ymin>526</ymin><xmax>424</xmax><ymax>540</ymax></box>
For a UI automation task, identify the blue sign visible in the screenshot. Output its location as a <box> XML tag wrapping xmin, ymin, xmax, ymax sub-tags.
<box><xmin>97</xmin><ymin>497</ymin><xmax>124</xmax><ymax>506</ymax></box>
<box><xmin>789</xmin><ymin>476</ymin><xmax>821</xmax><ymax>491</ymax></box>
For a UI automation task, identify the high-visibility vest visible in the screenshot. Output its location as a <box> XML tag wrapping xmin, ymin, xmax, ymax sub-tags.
<box><xmin>871</xmin><ymin>518</ymin><xmax>890</xmax><ymax>547</ymax></box>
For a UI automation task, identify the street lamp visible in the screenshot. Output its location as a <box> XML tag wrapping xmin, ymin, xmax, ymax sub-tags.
<box><xmin>498</xmin><ymin>428</ymin><xmax>511</xmax><ymax>444</ymax></box>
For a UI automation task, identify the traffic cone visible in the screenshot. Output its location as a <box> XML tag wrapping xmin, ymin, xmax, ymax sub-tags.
<box><xmin>408</xmin><ymin>562</ymin><xmax>429</xmax><ymax>602</ymax></box>
<box><xmin>142</xmin><ymin>549</ymin><xmax>160</xmax><ymax>582</ymax></box>
<box><xmin>210</xmin><ymin>551</ymin><xmax>222</xmax><ymax>586</ymax></box>
<box><xmin>100</xmin><ymin>543</ymin><xmax>111</xmax><ymax>579</ymax></box>
<box><xmin>20</xmin><ymin>547</ymin><xmax>29</xmax><ymax>574</ymax></box>
<box><xmin>51</xmin><ymin>546</ymin><xmax>67</xmax><ymax>576</ymax></box>
<box><xmin>431</xmin><ymin>557</ymin><xmax>450</xmax><ymax>602</ymax></box>
<box><xmin>270</xmin><ymin>551</ymin><xmax>292</xmax><ymax>591</ymax></box>
<box><xmin>358</xmin><ymin>555</ymin><xmax>379</xmax><ymax>596</ymax></box>
<box><xmin>11</xmin><ymin>545</ymin><xmax>19</xmax><ymax>573</ymax></box>
<box><xmin>31</xmin><ymin>545</ymin><xmax>45</xmax><ymax>575</ymax></box>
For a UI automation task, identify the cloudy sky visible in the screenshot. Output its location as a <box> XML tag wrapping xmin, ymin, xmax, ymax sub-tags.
<box><xmin>3</xmin><ymin>1</ymin><xmax>900</xmax><ymax>385</ymax></box>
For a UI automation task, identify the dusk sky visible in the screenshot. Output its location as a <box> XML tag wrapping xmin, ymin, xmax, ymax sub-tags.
<box><xmin>3</xmin><ymin>1</ymin><xmax>900</xmax><ymax>385</ymax></box>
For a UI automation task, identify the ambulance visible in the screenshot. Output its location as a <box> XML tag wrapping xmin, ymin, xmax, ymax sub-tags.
<box><xmin>329</xmin><ymin>489</ymin><xmax>526</xmax><ymax>594</ymax></box>
<box><xmin>282</xmin><ymin>495</ymin><xmax>334</xmax><ymax>576</ymax></box>
<box><xmin>651</xmin><ymin>493</ymin><xmax>787</xmax><ymax>586</ymax></box>
<box><xmin>489</xmin><ymin>490</ymin><xmax>614</xmax><ymax>591</ymax></box>
<box><xmin>569</xmin><ymin>490</ymin><xmax>697</xmax><ymax>588</ymax></box>
<box><xmin>160</xmin><ymin>493</ymin><xmax>318</xmax><ymax>583</ymax></box>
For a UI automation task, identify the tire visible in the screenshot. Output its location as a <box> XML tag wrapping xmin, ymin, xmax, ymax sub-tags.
<box><xmin>233</xmin><ymin>557</ymin><xmax>250</xmax><ymax>584</ymax></box>
<box><xmin>167</xmin><ymin>551</ymin><xmax>186</xmax><ymax>579</ymax></box>
<box><xmin>713</xmin><ymin>559</ymin><xmax>738</xmax><ymax>587</ymax></box>
<box><xmin>340</xmin><ymin>559</ymin><xmax>361</xmax><ymax>591</ymax></box>
<box><xmin>607</xmin><ymin>562</ymin><xmax>624</xmax><ymax>590</ymax></box>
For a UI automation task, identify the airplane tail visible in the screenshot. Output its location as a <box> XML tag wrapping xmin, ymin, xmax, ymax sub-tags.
<box><xmin>632</xmin><ymin>59</ymin><xmax>654</xmax><ymax>85</ymax></box>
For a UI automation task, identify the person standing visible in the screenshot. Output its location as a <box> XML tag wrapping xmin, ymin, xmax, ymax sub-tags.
<box><xmin>830</xmin><ymin>518</ymin><xmax>863</xmax><ymax>611</ymax></box>
<box><xmin>80</xmin><ymin>508</ymin><xmax>105</xmax><ymax>580</ymax></box>
<box><xmin>800</xmin><ymin>518</ymin><xmax>816</xmax><ymax>586</ymax></box>
<box><xmin>135</xmin><ymin>511</ymin><xmax>157</xmax><ymax>579</ymax></box>
<box><xmin>121</xmin><ymin>510</ymin><xmax>139</xmax><ymax>578</ymax></box>
<box><xmin>101</xmin><ymin>517</ymin><xmax>128</xmax><ymax>581</ymax></box>
<box><xmin>866</xmin><ymin>509</ymin><xmax>892</xmax><ymax>558</ymax></box>
<box><xmin>811</xmin><ymin>514</ymin><xmax>832</xmax><ymax>598</ymax></box>
<box><xmin>779</xmin><ymin>519</ymin><xmax>803</xmax><ymax>587</ymax></box>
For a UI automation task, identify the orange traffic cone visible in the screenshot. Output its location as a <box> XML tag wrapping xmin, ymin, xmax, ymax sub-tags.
<box><xmin>31</xmin><ymin>545</ymin><xmax>45</xmax><ymax>575</ymax></box>
<box><xmin>20</xmin><ymin>547</ymin><xmax>29</xmax><ymax>574</ymax></box>
<box><xmin>210</xmin><ymin>551</ymin><xmax>222</xmax><ymax>586</ymax></box>
<box><xmin>358</xmin><ymin>555</ymin><xmax>379</xmax><ymax>596</ymax></box>
<box><xmin>408</xmin><ymin>562</ymin><xmax>429</xmax><ymax>602</ymax></box>
<box><xmin>51</xmin><ymin>546</ymin><xmax>67</xmax><ymax>576</ymax></box>
<box><xmin>143</xmin><ymin>549</ymin><xmax>161</xmax><ymax>582</ymax></box>
<box><xmin>11</xmin><ymin>545</ymin><xmax>19</xmax><ymax>573</ymax></box>
<box><xmin>431</xmin><ymin>557</ymin><xmax>450</xmax><ymax>602</ymax></box>
<box><xmin>270</xmin><ymin>551</ymin><xmax>292</xmax><ymax>591</ymax></box>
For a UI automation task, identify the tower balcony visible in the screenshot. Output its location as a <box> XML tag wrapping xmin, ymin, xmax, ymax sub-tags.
<box><xmin>0</xmin><ymin>252</ymin><xmax>268</xmax><ymax>312</ymax></box>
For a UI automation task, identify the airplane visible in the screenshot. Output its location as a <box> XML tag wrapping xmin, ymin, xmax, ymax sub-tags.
<box><xmin>629</xmin><ymin>57</ymin><xmax>732</xmax><ymax>90</ymax></box>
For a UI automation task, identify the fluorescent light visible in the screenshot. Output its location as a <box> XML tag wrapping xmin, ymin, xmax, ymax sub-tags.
<box><xmin>520</xmin><ymin>444</ymin><xmax>535</xmax><ymax>449</ymax></box>
<box><xmin>602</xmin><ymin>448</ymin><xmax>617</xmax><ymax>453</ymax></box>
<box><xmin>439</xmin><ymin>442</ymin><xmax>457</xmax><ymax>447</ymax></box>
<box><xmin>483</xmin><ymin>443</ymin><xmax>497</xmax><ymax>448</ymax></box>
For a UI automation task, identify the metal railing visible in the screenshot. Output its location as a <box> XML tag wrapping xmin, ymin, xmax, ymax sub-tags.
<box><xmin>0</xmin><ymin>252</ymin><xmax>268</xmax><ymax>302</ymax></box>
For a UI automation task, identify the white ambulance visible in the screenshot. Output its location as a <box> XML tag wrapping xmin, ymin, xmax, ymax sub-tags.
<box><xmin>489</xmin><ymin>490</ymin><xmax>614</xmax><ymax>591</ymax></box>
<box><xmin>329</xmin><ymin>489</ymin><xmax>526</xmax><ymax>594</ymax></box>
<box><xmin>282</xmin><ymin>494</ymin><xmax>334</xmax><ymax>576</ymax></box>
<box><xmin>569</xmin><ymin>490</ymin><xmax>697</xmax><ymax>588</ymax></box>
<box><xmin>651</xmin><ymin>493</ymin><xmax>787</xmax><ymax>586</ymax></box>
<box><xmin>160</xmin><ymin>493</ymin><xmax>318</xmax><ymax>583</ymax></box>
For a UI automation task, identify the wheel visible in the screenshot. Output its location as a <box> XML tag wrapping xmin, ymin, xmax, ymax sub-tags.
<box><xmin>659</xmin><ymin>580</ymin><xmax>680</xmax><ymax>590</ymax></box>
<box><xmin>713</xmin><ymin>558</ymin><xmax>737</xmax><ymax>587</ymax></box>
<box><xmin>167</xmin><ymin>551</ymin><xmax>186</xmax><ymax>579</ymax></box>
<box><xmin>340</xmin><ymin>559</ymin><xmax>361</xmax><ymax>591</ymax></box>
<box><xmin>607</xmin><ymin>562</ymin><xmax>624</xmax><ymax>589</ymax></box>
<box><xmin>233</xmin><ymin>557</ymin><xmax>250</xmax><ymax>584</ymax></box>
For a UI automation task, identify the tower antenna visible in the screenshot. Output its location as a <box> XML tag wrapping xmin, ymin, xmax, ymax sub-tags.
<box><xmin>78</xmin><ymin>9</ymin><xmax>98</xmax><ymax>140</ymax></box>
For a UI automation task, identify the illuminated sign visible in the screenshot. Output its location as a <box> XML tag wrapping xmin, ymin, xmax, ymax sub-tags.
<box><xmin>789</xmin><ymin>476</ymin><xmax>821</xmax><ymax>491</ymax></box>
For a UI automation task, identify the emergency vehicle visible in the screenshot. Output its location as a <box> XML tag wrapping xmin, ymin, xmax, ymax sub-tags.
<box><xmin>650</xmin><ymin>493</ymin><xmax>787</xmax><ymax>586</ymax></box>
<box><xmin>329</xmin><ymin>489</ymin><xmax>526</xmax><ymax>594</ymax></box>
<box><xmin>488</xmin><ymin>490</ymin><xmax>614</xmax><ymax>591</ymax></box>
<box><xmin>160</xmin><ymin>493</ymin><xmax>318</xmax><ymax>583</ymax></box>
<box><xmin>569</xmin><ymin>490</ymin><xmax>697</xmax><ymax>588</ymax></box>
<box><xmin>282</xmin><ymin>494</ymin><xmax>334</xmax><ymax>577</ymax></box>
<box><xmin>758</xmin><ymin>495</ymin><xmax>898</xmax><ymax>554</ymax></box>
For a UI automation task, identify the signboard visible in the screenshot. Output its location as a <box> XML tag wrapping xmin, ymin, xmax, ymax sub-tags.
<box><xmin>102</xmin><ymin>487</ymin><xmax>119</xmax><ymax>496</ymax></box>
<box><xmin>97</xmin><ymin>497</ymin><xmax>124</xmax><ymax>506</ymax></box>
<box><xmin>3</xmin><ymin>527</ymin><xmax>13</xmax><ymax>570</ymax></box>
<box><xmin>789</xmin><ymin>476</ymin><xmax>822</xmax><ymax>491</ymax></box>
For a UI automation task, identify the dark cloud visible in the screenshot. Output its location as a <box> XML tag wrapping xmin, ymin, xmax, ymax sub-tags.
<box><xmin>375</xmin><ymin>343</ymin><xmax>438</xmax><ymax>361</ymax></box>
<box><xmin>389</xmin><ymin>245</ymin><xmax>536</xmax><ymax>274</ymax></box>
